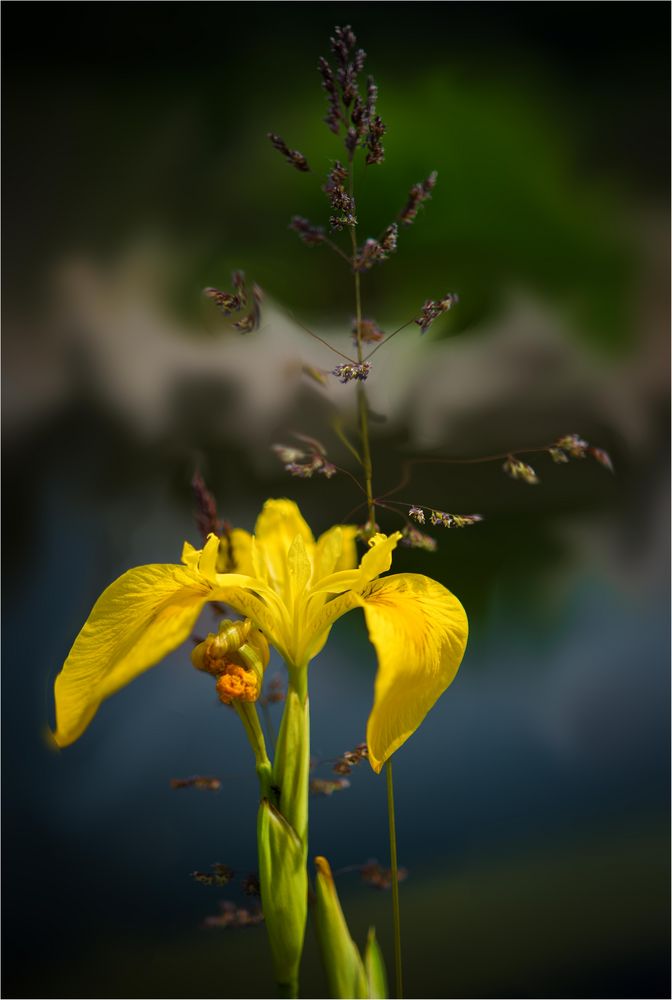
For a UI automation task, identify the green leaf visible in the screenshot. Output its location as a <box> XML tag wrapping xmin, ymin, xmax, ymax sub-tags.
<box><xmin>257</xmin><ymin>799</ymin><xmax>307</xmax><ymax>992</ymax></box>
<box><xmin>272</xmin><ymin>687</ymin><xmax>310</xmax><ymax>843</ymax></box>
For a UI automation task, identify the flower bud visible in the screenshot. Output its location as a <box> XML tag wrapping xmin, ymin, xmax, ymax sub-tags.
<box><xmin>364</xmin><ymin>928</ymin><xmax>388</xmax><ymax>999</ymax></box>
<box><xmin>313</xmin><ymin>856</ymin><xmax>369</xmax><ymax>999</ymax></box>
<box><xmin>191</xmin><ymin>620</ymin><xmax>269</xmax><ymax>704</ymax></box>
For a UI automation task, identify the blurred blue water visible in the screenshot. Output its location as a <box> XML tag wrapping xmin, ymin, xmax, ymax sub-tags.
<box><xmin>5</xmin><ymin>468</ymin><xmax>668</xmax><ymax>986</ymax></box>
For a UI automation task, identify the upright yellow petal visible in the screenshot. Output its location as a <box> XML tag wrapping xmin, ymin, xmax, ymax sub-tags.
<box><xmin>254</xmin><ymin>499</ymin><xmax>315</xmax><ymax>598</ymax></box>
<box><xmin>181</xmin><ymin>530</ymin><xmax>253</xmax><ymax>576</ymax></box>
<box><xmin>313</xmin><ymin>525</ymin><xmax>359</xmax><ymax>583</ymax></box>
<box><xmin>288</xmin><ymin>534</ymin><xmax>312</xmax><ymax>595</ymax></box>
<box><xmin>295</xmin><ymin>525</ymin><xmax>360</xmax><ymax>664</ymax></box>
<box><xmin>197</xmin><ymin>534</ymin><xmax>222</xmax><ymax>582</ymax></box>
<box><xmin>355</xmin><ymin>533</ymin><xmax>401</xmax><ymax>591</ymax></box>
<box><xmin>311</xmin><ymin>532</ymin><xmax>401</xmax><ymax>598</ymax></box>
<box><xmin>182</xmin><ymin>536</ymin><xmax>280</xmax><ymax>638</ymax></box>
<box><xmin>361</xmin><ymin>573</ymin><xmax>468</xmax><ymax>773</ymax></box>
<box><xmin>227</xmin><ymin>528</ymin><xmax>254</xmax><ymax>575</ymax></box>
<box><xmin>214</xmin><ymin>528</ymin><xmax>255</xmax><ymax>574</ymax></box>
<box><xmin>255</xmin><ymin>499</ymin><xmax>315</xmax><ymax>555</ymax></box>
<box><xmin>53</xmin><ymin>564</ymin><xmax>213</xmax><ymax>747</ymax></box>
<box><xmin>181</xmin><ymin>540</ymin><xmax>200</xmax><ymax>570</ymax></box>
<box><xmin>301</xmin><ymin>590</ymin><xmax>361</xmax><ymax>665</ymax></box>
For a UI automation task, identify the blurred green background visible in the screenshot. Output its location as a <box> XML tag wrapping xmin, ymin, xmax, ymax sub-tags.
<box><xmin>3</xmin><ymin>3</ymin><xmax>669</xmax><ymax>998</ymax></box>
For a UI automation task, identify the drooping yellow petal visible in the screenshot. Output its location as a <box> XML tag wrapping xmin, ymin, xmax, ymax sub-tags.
<box><xmin>299</xmin><ymin>532</ymin><xmax>402</xmax><ymax>665</ymax></box>
<box><xmin>361</xmin><ymin>573</ymin><xmax>468</xmax><ymax>773</ymax></box>
<box><xmin>52</xmin><ymin>553</ymin><xmax>289</xmax><ymax>746</ymax></box>
<box><xmin>53</xmin><ymin>564</ymin><xmax>213</xmax><ymax>747</ymax></box>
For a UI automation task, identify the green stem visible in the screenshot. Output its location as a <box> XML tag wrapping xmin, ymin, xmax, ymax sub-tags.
<box><xmin>235</xmin><ymin>701</ymin><xmax>272</xmax><ymax>798</ymax></box>
<box><xmin>258</xmin><ymin>673</ymin><xmax>310</xmax><ymax>997</ymax></box>
<box><xmin>260</xmin><ymin>699</ymin><xmax>277</xmax><ymax>753</ymax></box>
<box><xmin>348</xmin><ymin>160</ymin><xmax>402</xmax><ymax>997</ymax></box>
<box><xmin>348</xmin><ymin>166</ymin><xmax>376</xmax><ymax>531</ymax></box>
<box><xmin>386</xmin><ymin>759</ymin><xmax>403</xmax><ymax>999</ymax></box>
<box><xmin>356</xmin><ymin>383</ymin><xmax>375</xmax><ymax>530</ymax></box>
<box><xmin>332</xmin><ymin>416</ymin><xmax>364</xmax><ymax>465</ymax></box>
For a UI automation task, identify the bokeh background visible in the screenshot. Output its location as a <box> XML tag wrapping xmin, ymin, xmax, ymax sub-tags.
<box><xmin>3</xmin><ymin>3</ymin><xmax>669</xmax><ymax>998</ymax></box>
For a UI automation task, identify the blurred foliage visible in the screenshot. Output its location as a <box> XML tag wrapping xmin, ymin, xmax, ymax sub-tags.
<box><xmin>5</xmin><ymin>4</ymin><xmax>666</xmax><ymax>355</ymax></box>
<box><xmin>206</xmin><ymin>72</ymin><xmax>634</xmax><ymax>354</ymax></box>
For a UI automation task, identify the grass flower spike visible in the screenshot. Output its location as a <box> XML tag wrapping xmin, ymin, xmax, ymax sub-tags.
<box><xmin>52</xmin><ymin>499</ymin><xmax>468</xmax><ymax>772</ymax></box>
<box><xmin>48</xmin><ymin>19</ymin><xmax>621</xmax><ymax>996</ymax></box>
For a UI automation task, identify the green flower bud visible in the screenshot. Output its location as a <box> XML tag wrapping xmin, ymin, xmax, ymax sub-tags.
<box><xmin>364</xmin><ymin>928</ymin><xmax>388</xmax><ymax>999</ymax></box>
<box><xmin>313</xmin><ymin>856</ymin><xmax>369</xmax><ymax>1000</ymax></box>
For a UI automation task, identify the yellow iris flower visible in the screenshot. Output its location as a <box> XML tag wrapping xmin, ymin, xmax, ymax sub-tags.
<box><xmin>53</xmin><ymin>499</ymin><xmax>468</xmax><ymax>771</ymax></box>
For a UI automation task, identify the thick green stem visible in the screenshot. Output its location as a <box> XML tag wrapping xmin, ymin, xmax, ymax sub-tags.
<box><xmin>386</xmin><ymin>759</ymin><xmax>403</xmax><ymax>999</ymax></box>
<box><xmin>274</xmin><ymin>678</ymin><xmax>310</xmax><ymax>843</ymax></box>
<box><xmin>257</xmin><ymin>670</ymin><xmax>310</xmax><ymax>997</ymax></box>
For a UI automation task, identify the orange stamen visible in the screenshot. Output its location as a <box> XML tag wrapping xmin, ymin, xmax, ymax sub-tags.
<box><xmin>215</xmin><ymin>664</ymin><xmax>260</xmax><ymax>704</ymax></box>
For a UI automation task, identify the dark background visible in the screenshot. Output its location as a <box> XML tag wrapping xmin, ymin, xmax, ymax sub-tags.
<box><xmin>3</xmin><ymin>3</ymin><xmax>670</xmax><ymax>998</ymax></box>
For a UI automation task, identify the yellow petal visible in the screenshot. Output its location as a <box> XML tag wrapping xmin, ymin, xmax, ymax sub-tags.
<box><xmin>182</xmin><ymin>530</ymin><xmax>253</xmax><ymax>576</ymax></box>
<box><xmin>299</xmin><ymin>533</ymin><xmax>402</xmax><ymax>665</ymax></box>
<box><xmin>301</xmin><ymin>526</ymin><xmax>359</xmax><ymax>659</ymax></box>
<box><xmin>313</xmin><ymin>525</ymin><xmax>359</xmax><ymax>583</ymax></box>
<box><xmin>355</xmin><ymin>533</ymin><xmax>401</xmax><ymax>590</ymax></box>
<box><xmin>53</xmin><ymin>559</ymin><xmax>286</xmax><ymax>746</ymax></box>
<box><xmin>227</xmin><ymin>528</ymin><xmax>254</xmax><ymax>575</ymax></box>
<box><xmin>288</xmin><ymin>534</ymin><xmax>312</xmax><ymax>595</ymax></box>
<box><xmin>255</xmin><ymin>499</ymin><xmax>315</xmax><ymax>557</ymax></box>
<box><xmin>197</xmin><ymin>534</ymin><xmax>222</xmax><ymax>582</ymax></box>
<box><xmin>362</xmin><ymin>574</ymin><xmax>468</xmax><ymax>773</ymax></box>
<box><xmin>254</xmin><ymin>499</ymin><xmax>315</xmax><ymax>597</ymax></box>
<box><xmin>302</xmin><ymin>590</ymin><xmax>361</xmax><ymax>664</ymax></box>
<box><xmin>212</xmin><ymin>585</ymin><xmax>289</xmax><ymax>654</ymax></box>
<box><xmin>180</xmin><ymin>540</ymin><xmax>200</xmax><ymax>570</ymax></box>
<box><xmin>53</xmin><ymin>564</ymin><xmax>213</xmax><ymax>747</ymax></box>
<box><xmin>311</xmin><ymin>532</ymin><xmax>401</xmax><ymax>598</ymax></box>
